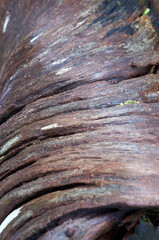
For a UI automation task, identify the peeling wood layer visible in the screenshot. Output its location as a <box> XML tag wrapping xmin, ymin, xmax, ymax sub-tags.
<box><xmin>0</xmin><ymin>0</ymin><xmax>159</xmax><ymax>239</ymax></box>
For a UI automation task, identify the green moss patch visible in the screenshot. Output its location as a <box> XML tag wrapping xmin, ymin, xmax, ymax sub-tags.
<box><xmin>142</xmin><ymin>8</ymin><xmax>150</xmax><ymax>16</ymax></box>
<box><xmin>118</xmin><ymin>100</ymin><xmax>140</xmax><ymax>106</ymax></box>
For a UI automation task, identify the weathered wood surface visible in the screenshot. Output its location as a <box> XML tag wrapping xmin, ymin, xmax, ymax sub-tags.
<box><xmin>0</xmin><ymin>0</ymin><xmax>159</xmax><ymax>239</ymax></box>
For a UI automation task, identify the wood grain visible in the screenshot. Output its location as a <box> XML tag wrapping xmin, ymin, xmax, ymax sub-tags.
<box><xmin>0</xmin><ymin>0</ymin><xmax>159</xmax><ymax>239</ymax></box>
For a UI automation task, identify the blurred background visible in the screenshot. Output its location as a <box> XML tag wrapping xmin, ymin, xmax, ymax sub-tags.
<box><xmin>128</xmin><ymin>217</ymin><xmax>159</xmax><ymax>240</ymax></box>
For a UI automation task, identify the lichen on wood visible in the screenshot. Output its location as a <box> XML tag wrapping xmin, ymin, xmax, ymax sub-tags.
<box><xmin>0</xmin><ymin>0</ymin><xmax>159</xmax><ymax>239</ymax></box>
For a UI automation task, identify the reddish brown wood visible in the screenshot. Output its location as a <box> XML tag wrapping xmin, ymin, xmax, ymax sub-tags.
<box><xmin>0</xmin><ymin>0</ymin><xmax>159</xmax><ymax>239</ymax></box>
<box><xmin>152</xmin><ymin>0</ymin><xmax>159</xmax><ymax>14</ymax></box>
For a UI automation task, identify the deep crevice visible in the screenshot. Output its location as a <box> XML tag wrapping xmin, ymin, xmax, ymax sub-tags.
<box><xmin>0</xmin><ymin>63</ymin><xmax>156</xmax><ymax>126</ymax></box>
<box><xmin>0</xmin><ymin>158</ymin><xmax>37</xmax><ymax>182</ymax></box>
<box><xmin>15</xmin><ymin>207</ymin><xmax>140</xmax><ymax>240</ymax></box>
<box><xmin>0</xmin><ymin>168</ymin><xmax>83</xmax><ymax>200</ymax></box>
<box><xmin>0</xmin><ymin>168</ymin><xmax>141</xmax><ymax>202</ymax></box>
<box><xmin>0</xmin><ymin>117</ymin><xmax>130</xmax><ymax>163</ymax></box>
<box><xmin>0</xmin><ymin>80</ymin><xmax>87</xmax><ymax>126</ymax></box>
<box><xmin>13</xmin><ymin>206</ymin><xmax>122</xmax><ymax>240</ymax></box>
<box><xmin>0</xmin><ymin>128</ymin><xmax>85</xmax><ymax>164</ymax></box>
<box><xmin>1</xmin><ymin>182</ymin><xmax>93</xmax><ymax>224</ymax></box>
<box><xmin>0</xmin><ymin>103</ymin><xmax>154</xmax><ymax>166</ymax></box>
<box><xmin>0</xmin><ymin>137</ymin><xmax>38</xmax><ymax>166</ymax></box>
<box><xmin>0</xmin><ymin>105</ymin><xmax>25</xmax><ymax>125</ymax></box>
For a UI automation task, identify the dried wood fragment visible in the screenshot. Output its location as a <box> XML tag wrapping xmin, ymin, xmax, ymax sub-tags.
<box><xmin>0</xmin><ymin>0</ymin><xmax>159</xmax><ymax>239</ymax></box>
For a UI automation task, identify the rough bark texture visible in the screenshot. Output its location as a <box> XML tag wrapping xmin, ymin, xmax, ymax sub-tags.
<box><xmin>0</xmin><ymin>0</ymin><xmax>159</xmax><ymax>239</ymax></box>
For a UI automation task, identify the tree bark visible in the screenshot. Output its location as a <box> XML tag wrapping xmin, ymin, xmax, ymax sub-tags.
<box><xmin>0</xmin><ymin>0</ymin><xmax>159</xmax><ymax>239</ymax></box>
